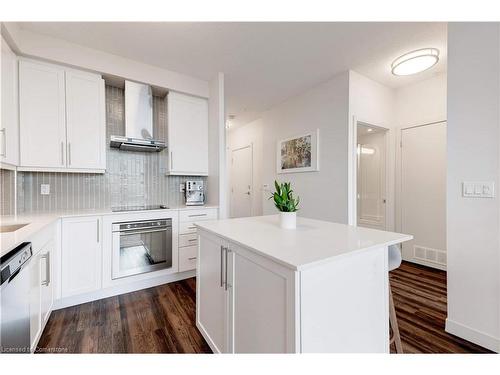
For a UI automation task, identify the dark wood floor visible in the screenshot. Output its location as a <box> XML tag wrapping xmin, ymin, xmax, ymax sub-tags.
<box><xmin>390</xmin><ymin>261</ymin><xmax>491</xmax><ymax>353</ymax></box>
<box><xmin>37</xmin><ymin>262</ymin><xmax>491</xmax><ymax>353</ymax></box>
<box><xmin>37</xmin><ymin>278</ymin><xmax>211</xmax><ymax>353</ymax></box>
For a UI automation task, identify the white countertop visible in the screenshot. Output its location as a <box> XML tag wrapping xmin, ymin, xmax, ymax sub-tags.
<box><xmin>195</xmin><ymin>215</ymin><xmax>412</xmax><ymax>270</ymax></box>
<box><xmin>1</xmin><ymin>205</ymin><xmax>218</xmax><ymax>258</ymax></box>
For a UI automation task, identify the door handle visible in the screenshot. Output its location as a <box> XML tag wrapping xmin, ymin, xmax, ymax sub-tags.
<box><xmin>220</xmin><ymin>245</ymin><xmax>224</xmax><ymax>287</ymax></box>
<box><xmin>41</xmin><ymin>252</ymin><xmax>50</xmax><ymax>286</ymax></box>
<box><xmin>224</xmin><ymin>248</ymin><xmax>230</xmax><ymax>291</ymax></box>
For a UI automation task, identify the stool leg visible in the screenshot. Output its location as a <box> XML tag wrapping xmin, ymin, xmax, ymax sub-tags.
<box><xmin>389</xmin><ymin>284</ymin><xmax>403</xmax><ymax>353</ymax></box>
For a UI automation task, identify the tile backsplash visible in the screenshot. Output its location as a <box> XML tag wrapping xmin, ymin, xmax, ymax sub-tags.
<box><xmin>1</xmin><ymin>85</ymin><xmax>206</xmax><ymax>215</ymax></box>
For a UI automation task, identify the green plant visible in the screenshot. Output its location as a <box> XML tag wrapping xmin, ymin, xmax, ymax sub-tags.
<box><xmin>270</xmin><ymin>180</ymin><xmax>300</xmax><ymax>212</ymax></box>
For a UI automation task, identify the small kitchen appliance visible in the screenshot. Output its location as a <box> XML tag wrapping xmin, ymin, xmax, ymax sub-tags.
<box><xmin>185</xmin><ymin>180</ymin><xmax>205</xmax><ymax>206</ymax></box>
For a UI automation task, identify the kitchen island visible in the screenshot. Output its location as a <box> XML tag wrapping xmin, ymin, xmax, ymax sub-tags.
<box><xmin>195</xmin><ymin>215</ymin><xmax>412</xmax><ymax>353</ymax></box>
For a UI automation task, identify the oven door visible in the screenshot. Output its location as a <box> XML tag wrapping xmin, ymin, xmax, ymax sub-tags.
<box><xmin>111</xmin><ymin>219</ymin><xmax>172</xmax><ymax>280</ymax></box>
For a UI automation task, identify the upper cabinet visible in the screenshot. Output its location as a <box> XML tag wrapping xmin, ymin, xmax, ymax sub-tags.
<box><xmin>19</xmin><ymin>59</ymin><xmax>106</xmax><ymax>173</ymax></box>
<box><xmin>1</xmin><ymin>38</ymin><xmax>19</xmax><ymax>167</ymax></box>
<box><xmin>167</xmin><ymin>92</ymin><xmax>208</xmax><ymax>176</ymax></box>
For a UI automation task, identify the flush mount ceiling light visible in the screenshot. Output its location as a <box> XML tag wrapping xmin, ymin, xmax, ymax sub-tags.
<box><xmin>391</xmin><ymin>48</ymin><xmax>439</xmax><ymax>76</ymax></box>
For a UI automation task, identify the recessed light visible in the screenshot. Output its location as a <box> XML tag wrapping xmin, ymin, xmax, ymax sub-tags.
<box><xmin>367</xmin><ymin>128</ymin><xmax>373</xmax><ymax>132</ymax></box>
<box><xmin>391</xmin><ymin>48</ymin><xmax>439</xmax><ymax>76</ymax></box>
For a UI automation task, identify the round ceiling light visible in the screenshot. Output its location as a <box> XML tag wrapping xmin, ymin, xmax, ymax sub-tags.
<box><xmin>391</xmin><ymin>48</ymin><xmax>440</xmax><ymax>76</ymax></box>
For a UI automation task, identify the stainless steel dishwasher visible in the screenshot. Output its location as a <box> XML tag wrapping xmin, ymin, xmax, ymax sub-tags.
<box><xmin>0</xmin><ymin>242</ymin><xmax>33</xmax><ymax>353</ymax></box>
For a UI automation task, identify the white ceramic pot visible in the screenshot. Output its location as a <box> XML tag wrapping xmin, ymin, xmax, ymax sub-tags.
<box><xmin>280</xmin><ymin>211</ymin><xmax>297</xmax><ymax>229</ymax></box>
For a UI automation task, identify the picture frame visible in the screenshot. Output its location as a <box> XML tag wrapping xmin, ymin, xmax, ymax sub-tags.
<box><xmin>277</xmin><ymin>129</ymin><xmax>320</xmax><ymax>174</ymax></box>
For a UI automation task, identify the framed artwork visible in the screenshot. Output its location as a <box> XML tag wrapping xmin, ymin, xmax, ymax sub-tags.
<box><xmin>277</xmin><ymin>129</ymin><xmax>319</xmax><ymax>174</ymax></box>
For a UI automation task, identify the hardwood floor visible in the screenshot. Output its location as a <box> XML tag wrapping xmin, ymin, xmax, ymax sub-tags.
<box><xmin>37</xmin><ymin>262</ymin><xmax>491</xmax><ymax>353</ymax></box>
<box><xmin>37</xmin><ymin>278</ymin><xmax>212</xmax><ymax>353</ymax></box>
<box><xmin>390</xmin><ymin>261</ymin><xmax>491</xmax><ymax>353</ymax></box>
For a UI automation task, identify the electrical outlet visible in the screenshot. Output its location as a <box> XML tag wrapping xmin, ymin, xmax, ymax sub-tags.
<box><xmin>40</xmin><ymin>184</ymin><xmax>50</xmax><ymax>195</ymax></box>
<box><xmin>180</xmin><ymin>183</ymin><xmax>185</xmax><ymax>193</ymax></box>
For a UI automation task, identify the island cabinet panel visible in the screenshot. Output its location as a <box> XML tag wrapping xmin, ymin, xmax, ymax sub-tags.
<box><xmin>228</xmin><ymin>244</ymin><xmax>297</xmax><ymax>353</ymax></box>
<box><xmin>300</xmin><ymin>247</ymin><xmax>389</xmax><ymax>353</ymax></box>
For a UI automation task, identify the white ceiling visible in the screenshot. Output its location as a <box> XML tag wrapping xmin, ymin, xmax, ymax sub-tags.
<box><xmin>17</xmin><ymin>22</ymin><xmax>447</xmax><ymax>127</ymax></box>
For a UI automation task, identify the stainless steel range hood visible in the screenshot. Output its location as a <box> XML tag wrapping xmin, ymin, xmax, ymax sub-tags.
<box><xmin>109</xmin><ymin>80</ymin><xmax>166</xmax><ymax>152</ymax></box>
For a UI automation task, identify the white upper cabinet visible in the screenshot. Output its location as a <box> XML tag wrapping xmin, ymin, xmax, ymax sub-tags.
<box><xmin>167</xmin><ymin>92</ymin><xmax>208</xmax><ymax>176</ymax></box>
<box><xmin>19</xmin><ymin>59</ymin><xmax>66</xmax><ymax>169</ymax></box>
<box><xmin>65</xmin><ymin>70</ymin><xmax>106</xmax><ymax>170</ymax></box>
<box><xmin>19</xmin><ymin>59</ymin><xmax>106</xmax><ymax>173</ymax></box>
<box><xmin>1</xmin><ymin>38</ymin><xmax>19</xmax><ymax>167</ymax></box>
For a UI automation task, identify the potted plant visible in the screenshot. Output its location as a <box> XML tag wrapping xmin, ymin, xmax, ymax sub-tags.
<box><xmin>270</xmin><ymin>180</ymin><xmax>300</xmax><ymax>229</ymax></box>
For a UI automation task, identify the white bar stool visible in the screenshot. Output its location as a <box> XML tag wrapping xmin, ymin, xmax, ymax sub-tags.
<box><xmin>388</xmin><ymin>244</ymin><xmax>403</xmax><ymax>353</ymax></box>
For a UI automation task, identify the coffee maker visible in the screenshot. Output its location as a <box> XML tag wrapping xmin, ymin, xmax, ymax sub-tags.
<box><xmin>185</xmin><ymin>180</ymin><xmax>205</xmax><ymax>206</ymax></box>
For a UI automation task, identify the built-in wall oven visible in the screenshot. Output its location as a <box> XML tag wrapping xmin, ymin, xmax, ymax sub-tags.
<box><xmin>111</xmin><ymin>219</ymin><xmax>172</xmax><ymax>279</ymax></box>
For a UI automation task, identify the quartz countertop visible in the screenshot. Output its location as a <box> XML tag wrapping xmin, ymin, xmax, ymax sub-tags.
<box><xmin>1</xmin><ymin>205</ymin><xmax>218</xmax><ymax>258</ymax></box>
<box><xmin>195</xmin><ymin>215</ymin><xmax>412</xmax><ymax>270</ymax></box>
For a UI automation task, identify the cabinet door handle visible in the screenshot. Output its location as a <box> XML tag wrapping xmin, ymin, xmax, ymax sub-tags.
<box><xmin>0</xmin><ymin>128</ymin><xmax>6</xmax><ymax>157</ymax></box>
<box><xmin>220</xmin><ymin>245</ymin><xmax>224</xmax><ymax>288</ymax></box>
<box><xmin>68</xmin><ymin>142</ymin><xmax>72</xmax><ymax>165</ymax></box>
<box><xmin>170</xmin><ymin>151</ymin><xmax>174</xmax><ymax>170</ymax></box>
<box><xmin>224</xmin><ymin>247</ymin><xmax>229</xmax><ymax>291</ymax></box>
<box><xmin>97</xmin><ymin>219</ymin><xmax>99</xmax><ymax>243</ymax></box>
<box><xmin>61</xmin><ymin>141</ymin><xmax>65</xmax><ymax>165</ymax></box>
<box><xmin>41</xmin><ymin>252</ymin><xmax>50</xmax><ymax>286</ymax></box>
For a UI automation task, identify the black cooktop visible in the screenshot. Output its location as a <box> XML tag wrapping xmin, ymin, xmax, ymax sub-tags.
<box><xmin>111</xmin><ymin>204</ymin><xmax>168</xmax><ymax>212</ymax></box>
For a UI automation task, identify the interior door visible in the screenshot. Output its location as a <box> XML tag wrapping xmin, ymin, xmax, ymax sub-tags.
<box><xmin>19</xmin><ymin>60</ymin><xmax>66</xmax><ymax>168</ymax></box>
<box><xmin>65</xmin><ymin>70</ymin><xmax>105</xmax><ymax>170</ymax></box>
<box><xmin>196</xmin><ymin>233</ymin><xmax>228</xmax><ymax>353</ymax></box>
<box><xmin>357</xmin><ymin>130</ymin><xmax>386</xmax><ymax>230</ymax></box>
<box><xmin>230</xmin><ymin>145</ymin><xmax>253</xmax><ymax>218</ymax></box>
<box><xmin>401</xmin><ymin>122</ymin><xmax>447</xmax><ymax>269</ymax></box>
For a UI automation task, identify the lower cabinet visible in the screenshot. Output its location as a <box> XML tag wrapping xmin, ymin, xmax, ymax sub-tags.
<box><xmin>29</xmin><ymin>239</ymin><xmax>54</xmax><ymax>351</ymax></box>
<box><xmin>61</xmin><ymin>216</ymin><xmax>102</xmax><ymax>298</ymax></box>
<box><xmin>196</xmin><ymin>230</ymin><xmax>296</xmax><ymax>353</ymax></box>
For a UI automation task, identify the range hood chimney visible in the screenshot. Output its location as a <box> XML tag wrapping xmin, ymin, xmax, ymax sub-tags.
<box><xmin>110</xmin><ymin>80</ymin><xmax>166</xmax><ymax>152</ymax></box>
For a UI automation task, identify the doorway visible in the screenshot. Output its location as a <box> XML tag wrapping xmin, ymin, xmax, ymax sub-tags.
<box><xmin>356</xmin><ymin>123</ymin><xmax>388</xmax><ymax>230</ymax></box>
<box><xmin>230</xmin><ymin>144</ymin><xmax>253</xmax><ymax>218</ymax></box>
<box><xmin>400</xmin><ymin>121</ymin><xmax>447</xmax><ymax>270</ymax></box>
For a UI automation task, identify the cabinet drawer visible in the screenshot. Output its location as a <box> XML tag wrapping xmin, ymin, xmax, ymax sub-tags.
<box><xmin>179</xmin><ymin>245</ymin><xmax>197</xmax><ymax>272</ymax></box>
<box><xmin>179</xmin><ymin>233</ymin><xmax>198</xmax><ymax>247</ymax></box>
<box><xmin>179</xmin><ymin>208</ymin><xmax>217</xmax><ymax>222</ymax></box>
<box><xmin>180</xmin><ymin>221</ymin><xmax>198</xmax><ymax>235</ymax></box>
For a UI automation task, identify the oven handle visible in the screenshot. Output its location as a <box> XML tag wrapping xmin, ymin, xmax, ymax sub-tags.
<box><xmin>116</xmin><ymin>227</ymin><xmax>171</xmax><ymax>236</ymax></box>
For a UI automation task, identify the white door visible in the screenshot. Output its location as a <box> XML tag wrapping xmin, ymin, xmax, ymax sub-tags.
<box><xmin>357</xmin><ymin>129</ymin><xmax>386</xmax><ymax>230</ymax></box>
<box><xmin>401</xmin><ymin>122</ymin><xmax>447</xmax><ymax>269</ymax></box>
<box><xmin>65</xmin><ymin>70</ymin><xmax>106</xmax><ymax>170</ymax></box>
<box><xmin>19</xmin><ymin>60</ymin><xmax>66</xmax><ymax>168</ymax></box>
<box><xmin>228</xmin><ymin>245</ymin><xmax>290</xmax><ymax>353</ymax></box>
<box><xmin>1</xmin><ymin>37</ymin><xmax>19</xmax><ymax>166</ymax></box>
<box><xmin>230</xmin><ymin>145</ymin><xmax>253</xmax><ymax>218</ymax></box>
<box><xmin>61</xmin><ymin>217</ymin><xmax>102</xmax><ymax>298</ymax></box>
<box><xmin>167</xmin><ymin>92</ymin><xmax>209</xmax><ymax>176</ymax></box>
<box><xmin>196</xmin><ymin>233</ymin><xmax>228</xmax><ymax>353</ymax></box>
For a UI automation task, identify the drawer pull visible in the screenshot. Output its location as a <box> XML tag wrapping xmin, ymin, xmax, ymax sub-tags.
<box><xmin>188</xmin><ymin>238</ymin><xmax>197</xmax><ymax>242</ymax></box>
<box><xmin>188</xmin><ymin>257</ymin><xmax>197</xmax><ymax>261</ymax></box>
<box><xmin>188</xmin><ymin>226</ymin><xmax>196</xmax><ymax>230</ymax></box>
<box><xmin>189</xmin><ymin>214</ymin><xmax>207</xmax><ymax>217</ymax></box>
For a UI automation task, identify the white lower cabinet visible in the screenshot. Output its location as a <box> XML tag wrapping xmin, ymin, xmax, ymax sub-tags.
<box><xmin>61</xmin><ymin>216</ymin><xmax>102</xmax><ymax>298</ymax></box>
<box><xmin>30</xmin><ymin>239</ymin><xmax>54</xmax><ymax>351</ymax></box>
<box><xmin>196</xmin><ymin>230</ymin><xmax>296</xmax><ymax>353</ymax></box>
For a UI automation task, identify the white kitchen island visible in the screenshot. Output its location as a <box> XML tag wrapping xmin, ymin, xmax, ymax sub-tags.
<box><xmin>195</xmin><ymin>215</ymin><xmax>412</xmax><ymax>353</ymax></box>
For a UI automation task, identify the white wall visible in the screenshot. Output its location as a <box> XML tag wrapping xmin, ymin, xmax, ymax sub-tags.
<box><xmin>228</xmin><ymin>118</ymin><xmax>264</xmax><ymax>216</ymax></box>
<box><xmin>261</xmin><ymin>72</ymin><xmax>350</xmax><ymax>223</ymax></box>
<box><xmin>446</xmin><ymin>23</ymin><xmax>500</xmax><ymax>352</ymax></box>
<box><xmin>395</xmin><ymin>72</ymin><xmax>447</xmax><ymax>127</ymax></box>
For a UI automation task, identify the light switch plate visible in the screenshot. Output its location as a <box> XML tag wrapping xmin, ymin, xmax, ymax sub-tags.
<box><xmin>462</xmin><ymin>181</ymin><xmax>494</xmax><ymax>198</ymax></box>
<box><xmin>40</xmin><ymin>184</ymin><xmax>50</xmax><ymax>195</ymax></box>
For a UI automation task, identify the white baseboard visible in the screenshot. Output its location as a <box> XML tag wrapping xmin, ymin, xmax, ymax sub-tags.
<box><xmin>445</xmin><ymin>318</ymin><xmax>499</xmax><ymax>353</ymax></box>
<box><xmin>53</xmin><ymin>270</ymin><xmax>196</xmax><ymax>310</ymax></box>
